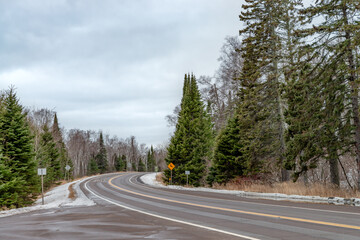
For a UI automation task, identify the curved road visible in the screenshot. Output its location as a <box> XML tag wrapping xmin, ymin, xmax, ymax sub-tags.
<box><xmin>81</xmin><ymin>172</ymin><xmax>360</xmax><ymax>240</ymax></box>
<box><xmin>1</xmin><ymin>172</ymin><xmax>360</xmax><ymax>239</ymax></box>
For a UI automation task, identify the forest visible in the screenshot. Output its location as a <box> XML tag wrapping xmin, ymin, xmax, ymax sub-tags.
<box><xmin>165</xmin><ymin>0</ymin><xmax>360</xmax><ymax>191</ymax></box>
<box><xmin>0</xmin><ymin>89</ymin><xmax>166</xmax><ymax>209</ymax></box>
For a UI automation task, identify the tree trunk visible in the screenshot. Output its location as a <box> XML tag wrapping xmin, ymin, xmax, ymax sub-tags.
<box><xmin>329</xmin><ymin>157</ymin><xmax>340</xmax><ymax>187</ymax></box>
<box><xmin>269</xmin><ymin>4</ymin><xmax>289</xmax><ymax>182</ymax></box>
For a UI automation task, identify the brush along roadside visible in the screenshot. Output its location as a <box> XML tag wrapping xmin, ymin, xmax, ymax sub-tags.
<box><xmin>142</xmin><ymin>173</ymin><xmax>360</xmax><ymax>206</ymax></box>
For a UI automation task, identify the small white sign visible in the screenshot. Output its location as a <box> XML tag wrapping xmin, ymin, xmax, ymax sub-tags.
<box><xmin>185</xmin><ymin>170</ymin><xmax>190</xmax><ymax>175</ymax></box>
<box><xmin>65</xmin><ymin>165</ymin><xmax>71</xmax><ymax>171</ymax></box>
<box><xmin>38</xmin><ymin>168</ymin><xmax>47</xmax><ymax>176</ymax></box>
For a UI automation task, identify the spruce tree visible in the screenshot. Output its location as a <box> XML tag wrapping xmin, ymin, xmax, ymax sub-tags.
<box><xmin>207</xmin><ymin>116</ymin><xmax>246</xmax><ymax>185</ymax></box>
<box><xmin>114</xmin><ymin>154</ymin><xmax>125</xmax><ymax>171</ymax></box>
<box><xmin>138</xmin><ymin>158</ymin><xmax>145</xmax><ymax>172</ymax></box>
<box><xmin>208</xmin><ymin>0</ymin><xmax>302</xmax><ymax>184</ymax></box>
<box><xmin>96</xmin><ymin>132</ymin><xmax>108</xmax><ymax>174</ymax></box>
<box><xmin>0</xmin><ymin>88</ymin><xmax>37</xmax><ymax>208</ymax></box>
<box><xmin>52</xmin><ymin>113</ymin><xmax>73</xmax><ymax>180</ymax></box>
<box><xmin>284</xmin><ymin>62</ymin><xmax>324</xmax><ymax>181</ymax></box>
<box><xmin>165</xmin><ymin>74</ymin><xmax>213</xmax><ymax>186</ymax></box>
<box><xmin>122</xmin><ymin>155</ymin><xmax>127</xmax><ymax>171</ymax></box>
<box><xmin>88</xmin><ymin>158</ymin><xmax>99</xmax><ymax>175</ymax></box>
<box><xmin>287</xmin><ymin>0</ymin><xmax>359</xmax><ymax>187</ymax></box>
<box><xmin>238</xmin><ymin>0</ymin><xmax>295</xmax><ymax>180</ymax></box>
<box><xmin>37</xmin><ymin>125</ymin><xmax>61</xmax><ymax>189</ymax></box>
<box><xmin>131</xmin><ymin>162</ymin><xmax>137</xmax><ymax>172</ymax></box>
<box><xmin>146</xmin><ymin>146</ymin><xmax>156</xmax><ymax>172</ymax></box>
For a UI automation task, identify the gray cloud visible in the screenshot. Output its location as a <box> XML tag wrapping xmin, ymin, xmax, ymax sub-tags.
<box><xmin>0</xmin><ymin>0</ymin><xmax>242</xmax><ymax>145</ymax></box>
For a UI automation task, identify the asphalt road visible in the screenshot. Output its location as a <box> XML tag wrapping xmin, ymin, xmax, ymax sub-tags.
<box><xmin>1</xmin><ymin>172</ymin><xmax>360</xmax><ymax>239</ymax></box>
<box><xmin>82</xmin><ymin>172</ymin><xmax>360</xmax><ymax>240</ymax></box>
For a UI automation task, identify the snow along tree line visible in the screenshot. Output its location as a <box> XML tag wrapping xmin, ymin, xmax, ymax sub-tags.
<box><xmin>0</xmin><ymin>88</ymin><xmax>166</xmax><ymax>209</ymax></box>
<box><xmin>166</xmin><ymin>0</ymin><xmax>360</xmax><ymax>190</ymax></box>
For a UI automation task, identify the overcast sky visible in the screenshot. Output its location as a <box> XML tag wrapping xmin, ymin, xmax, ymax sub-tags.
<box><xmin>0</xmin><ymin>0</ymin><xmax>242</xmax><ymax>146</ymax></box>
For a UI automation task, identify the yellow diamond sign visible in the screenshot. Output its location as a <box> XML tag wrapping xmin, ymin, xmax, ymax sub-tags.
<box><xmin>168</xmin><ymin>162</ymin><xmax>175</xmax><ymax>170</ymax></box>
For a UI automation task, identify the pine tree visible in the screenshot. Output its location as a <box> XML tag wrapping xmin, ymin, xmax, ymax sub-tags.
<box><xmin>165</xmin><ymin>74</ymin><xmax>213</xmax><ymax>186</ymax></box>
<box><xmin>146</xmin><ymin>146</ymin><xmax>156</xmax><ymax>172</ymax></box>
<box><xmin>284</xmin><ymin>62</ymin><xmax>324</xmax><ymax>181</ymax></box>
<box><xmin>114</xmin><ymin>154</ymin><xmax>126</xmax><ymax>171</ymax></box>
<box><xmin>138</xmin><ymin>158</ymin><xmax>145</xmax><ymax>172</ymax></box>
<box><xmin>285</xmin><ymin>59</ymin><xmax>352</xmax><ymax>186</ymax></box>
<box><xmin>289</xmin><ymin>0</ymin><xmax>359</xmax><ymax>187</ymax></box>
<box><xmin>96</xmin><ymin>132</ymin><xmax>108</xmax><ymax>174</ymax></box>
<box><xmin>238</xmin><ymin>0</ymin><xmax>291</xmax><ymax>179</ymax></box>
<box><xmin>52</xmin><ymin>113</ymin><xmax>73</xmax><ymax>180</ymax></box>
<box><xmin>0</xmin><ymin>88</ymin><xmax>38</xmax><ymax>208</ymax></box>
<box><xmin>122</xmin><ymin>155</ymin><xmax>127</xmax><ymax>171</ymax></box>
<box><xmin>207</xmin><ymin>116</ymin><xmax>246</xmax><ymax>185</ymax></box>
<box><xmin>37</xmin><ymin>125</ymin><xmax>61</xmax><ymax>189</ymax></box>
<box><xmin>131</xmin><ymin>162</ymin><xmax>137</xmax><ymax>172</ymax></box>
<box><xmin>88</xmin><ymin>158</ymin><xmax>99</xmax><ymax>175</ymax></box>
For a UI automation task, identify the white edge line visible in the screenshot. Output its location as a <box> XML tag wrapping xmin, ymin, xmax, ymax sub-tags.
<box><xmin>138</xmin><ymin>173</ymin><xmax>360</xmax><ymax>216</ymax></box>
<box><xmin>84</xmin><ymin>178</ymin><xmax>260</xmax><ymax>240</ymax></box>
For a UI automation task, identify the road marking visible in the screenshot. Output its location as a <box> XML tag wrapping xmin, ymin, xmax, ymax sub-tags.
<box><xmin>109</xmin><ymin>175</ymin><xmax>360</xmax><ymax>231</ymax></box>
<box><xmin>131</xmin><ymin>174</ymin><xmax>360</xmax><ymax>216</ymax></box>
<box><xmin>84</xmin><ymin>177</ymin><xmax>260</xmax><ymax>240</ymax></box>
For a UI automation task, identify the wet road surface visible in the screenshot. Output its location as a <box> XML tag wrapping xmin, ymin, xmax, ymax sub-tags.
<box><xmin>1</xmin><ymin>172</ymin><xmax>360</xmax><ymax>239</ymax></box>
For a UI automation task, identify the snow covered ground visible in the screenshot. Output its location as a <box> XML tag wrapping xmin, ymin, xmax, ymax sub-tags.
<box><xmin>0</xmin><ymin>177</ymin><xmax>95</xmax><ymax>218</ymax></box>
<box><xmin>141</xmin><ymin>173</ymin><xmax>360</xmax><ymax>206</ymax></box>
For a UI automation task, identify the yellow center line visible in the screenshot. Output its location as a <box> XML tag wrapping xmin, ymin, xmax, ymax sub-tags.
<box><xmin>108</xmin><ymin>175</ymin><xmax>360</xmax><ymax>231</ymax></box>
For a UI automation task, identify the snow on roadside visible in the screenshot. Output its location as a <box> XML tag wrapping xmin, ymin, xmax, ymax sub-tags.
<box><xmin>140</xmin><ymin>173</ymin><xmax>360</xmax><ymax>206</ymax></box>
<box><xmin>0</xmin><ymin>177</ymin><xmax>95</xmax><ymax>218</ymax></box>
<box><xmin>140</xmin><ymin>172</ymin><xmax>164</xmax><ymax>187</ymax></box>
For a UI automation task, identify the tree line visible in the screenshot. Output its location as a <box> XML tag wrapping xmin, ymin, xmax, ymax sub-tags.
<box><xmin>165</xmin><ymin>0</ymin><xmax>360</xmax><ymax>190</ymax></box>
<box><xmin>0</xmin><ymin>88</ymin><xmax>166</xmax><ymax>209</ymax></box>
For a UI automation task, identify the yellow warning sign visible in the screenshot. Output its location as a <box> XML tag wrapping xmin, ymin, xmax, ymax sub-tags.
<box><xmin>168</xmin><ymin>162</ymin><xmax>175</xmax><ymax>170</ymax></box>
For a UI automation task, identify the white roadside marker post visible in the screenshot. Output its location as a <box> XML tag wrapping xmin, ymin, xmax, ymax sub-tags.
<box><xmin>185</xmin><ymin>170</ymin><xmax>190</xmax><ymax>186</ymax></box>
<box><xmin>37</xmin><ymin>168</ymin><xmax>47</xmax><ymax>205</ymax></box>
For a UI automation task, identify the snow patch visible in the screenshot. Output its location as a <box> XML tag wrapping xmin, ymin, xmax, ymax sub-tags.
<box><xmin>140</xmin><ymin>172</ymin><xmax>163</xmax><ymax>187</ymax></box>
<box><xmin>0</xmin><ymin>177</ymin><xmax>95</xmax><ymax>218</ymax></box>
<box><xmin>140</xmin><ymin>173</ymin><xmax>360</xmax><ymax>206</ymax></box>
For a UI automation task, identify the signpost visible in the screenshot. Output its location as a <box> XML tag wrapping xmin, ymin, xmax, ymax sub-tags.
<box><xmin>185</xmin><ymin>170</ymin><xmax>190</xmax><ymax>186</ymax></box>
<box><xmin>65</xmin><ymin>165</ymin><xmax>71</xmax><ymax>181</ymax></box>
<box><xmin>37</xmin><ymin>168</ymin><xmax>47</xmax><ymax>205</ymax></box>
<box><xmin>168</xmin><ymin>163</ymin><xmax>175</xmax><ymax>185</ymax></box>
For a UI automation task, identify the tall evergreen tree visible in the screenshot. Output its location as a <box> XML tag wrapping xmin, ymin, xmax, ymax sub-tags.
<box><xmin>52</xmin><ymin>113</ymin><xmax>73</xmax><ymax>180</ymax></box>
<box><xmin>131</xmin><ymin>162</ymin><xmax>137</xmax><ymax>172</ymax></box>
<box><xmin>88</xmin><ymin>157</ymin><xmax>99</xmax><ymax>175</ymax></box>
<box><xmin>0</xmin><ymin>88</ymin><xmax>37</xmax><ymax>208</ymax></box>
<box><xmin>37</xmin><ymin>125</ymin><xmax>61</xmax><ymax>189</ymax></box>
<box><xmin>207</xmin><ymin>116</ymin><xmax>246</xmax><ymax>185</ymax></box>
<box><xmin>138</xmin><ymin>158</ymin><xmax>145</xmax><ymax>172</ymax></box>
<box><xmin>284</xmin><ymin>61</ymin><xmax>325</xmax><ymax>181</ymax></box>
<box><xmin>165</xmin><ymin>74</ymin><xmax>213</xmax><ymax>186</ymax></box>
<box><xmin>114</xmin><ymin>154</ymin><xmax>126</xmax><ymax>171</ymax></box>
<box><xmin>285</xmin><ymin>57</ymin><xmax>352</xmax><ymax>187</ymax></box>
<box><xmin>96</xmin><ymin>132</ymin><xmax>108</xmax><ymax>174</ymax></box>
<box><xmin>147</xmin><ymin>145</ymin><xmax>156</xmax><ymax>172</ymax></box>
<box><xmin>236</xmin><ymin>0</ymin><xmax>286</xmax><ymax>177</ymax></box>
<box><xmin>289</xmin><ymin>0</ymin><xmax>359</xmax><ymax>187</ymax></box>
<box><xmin>208</xmin><ymin>0</ymin><xmax>302</xmax><ymax>184</ymax></box>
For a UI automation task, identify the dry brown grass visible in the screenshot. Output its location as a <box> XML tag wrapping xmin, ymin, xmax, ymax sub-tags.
<box><xmin>213</xmin><ymin>181</ymin><xmax>360</xmax><ymax>198</ymax></box>
<box><xmin>68</xmin><ymin>183</ymin><xmax>76</xmax><ymax>200</ymax></box>
<box><xmin>155</xmin><ymin>172</ymin><xmax>165</xmax><ymax>185</ymax></box>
